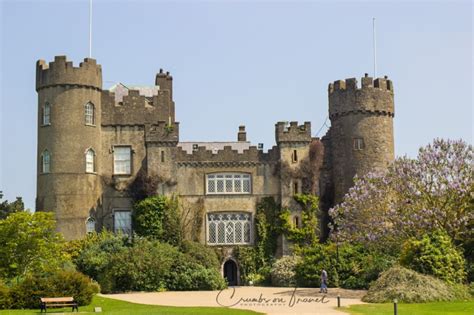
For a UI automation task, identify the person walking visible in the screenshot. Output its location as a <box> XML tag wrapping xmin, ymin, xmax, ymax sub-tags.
<box><xmin>320</xmin><ymin>269</ymin><xmax>328</xmax><ymax>293</ymax></box>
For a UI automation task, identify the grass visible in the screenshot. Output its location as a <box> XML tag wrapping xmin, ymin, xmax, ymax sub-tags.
<box><xmin>340</xmin><ymin>300</ymin><xmax>474</xmax><ymax>315</ymax></box>
<box><xmin>0</xmin><ymin>295</ymin><xmax>262</xmax><ymax>315</ymax></box>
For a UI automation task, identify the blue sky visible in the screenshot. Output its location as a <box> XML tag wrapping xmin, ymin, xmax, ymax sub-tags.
<box><xmin>0</xmin><ymin>0</ymin><xmax>472</xmax><ymax>210</ymax></box>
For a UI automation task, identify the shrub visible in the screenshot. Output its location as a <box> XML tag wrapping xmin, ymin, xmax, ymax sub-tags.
<box><xmin>9</xmin><ymin>270</ymin><xmax>99</xmax><ymax>309</ymax></box>
<box><xmin>74</xmin><ymin>231</ymin><xmax>128</xmax><ymax>281</ymax></box>
<box><xmin>166</xmin><ymin>260</ymin><xmax>226</xmax><ymax>291</ymax></box>
<box><xmin>180</xmin><ymin>240</ymin><xmax>220</xmax><ymax>270</ymax></box>
<box><xmin>100</xmin><ymin>239</ymin><xmax>226</xmax><ymax>292</ymax></box>
<box><xmin>295</xmin><ymin>242</ymin><xmax>394</xmax><ymax>289</ymax></box>
<box><xmin>101</xmin><ymin>240</ymin><xmax>179</xmax><ymax>293</ymax></box>
<box><xmin>400</xmin><ymin>230</ymin><xmax>466</xmax><ymax>284</ymax></box>
<box><xmin>133</xmin><ymin>195</ymin><xmax>181</xmax><ymax>245</ymax></box>
<box><xmin>0</xmin><ymin>280</ymin><xmax>12</xmax><ymax>309</ymax></box>
<box><xmin>271</xmin><ymin>255</ymin><xmax>300</xmax><ymax>287</ymax></box>
<box><xmin>363</xmin><ymin>265</ymin><xmax>470</xmax><ymax>303</ymax></box>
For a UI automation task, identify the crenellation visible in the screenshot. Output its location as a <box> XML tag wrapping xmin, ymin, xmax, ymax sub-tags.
<box><xmin>275</xmin><ymin>121</ymin><xmax>311</xmax><ymax>144</ymax></box>
<box><xmin>36</xmin><ymin>56</ymin><xmax>102</xmax><ymax>91</ymax></box>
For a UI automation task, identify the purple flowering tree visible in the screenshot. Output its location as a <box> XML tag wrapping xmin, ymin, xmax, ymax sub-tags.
<box><xmin>329</xmin><ymin>139</ymin><xmax>473</xmax><ymax>248</ymax></box>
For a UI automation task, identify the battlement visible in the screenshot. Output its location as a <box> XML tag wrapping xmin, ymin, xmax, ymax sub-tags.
<box><xmin>176</xmin><ymin>144</ymin><xmax>279</xmax><ymax>165</ymax></box>
<box><xmin>101</xmin><ymin>88</ymin><xmax>175</xmax><ymax>125</ymax></box>
<box><xmin>328</xmin><ymin>74</ymin><xmax>395</xmax><ymax>119</ymax></box>
<box><xmin>36</xmin><ymin>56</ymin><xmax>102</xmax><ymax>91</ymax></box>
<box><xmin>275</xmin><ymin>121</ymin><xmax>312</xmax><ymax>144</ymax></box>
<box><xmin>328</xmin><ymin>74</ymin><xmax>393</xmax><ymax>94</ymax></box>
<box><xmin>145</xmin><ymin>121</ymin><xmax>179</xmax><ymax>144</ymax></box>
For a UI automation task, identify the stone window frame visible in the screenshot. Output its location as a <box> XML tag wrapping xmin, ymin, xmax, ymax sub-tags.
<box><xmin>85</xmin><ymin>148</ymin><xmax>96</xmax><ymax>173</ymax></box>
<box><xmin>84</xmin><ymin>102</ymin><xmax>95</xmax><ymax>126</ymax></box>
<box><xmin>113</xmin><ymin>145</ymin><xmax>132</xmax><ymax>175</ymax></box>
<box><xmin>42</xmin><ymin>102</ymin><xmax>51</xmax><ymax>126</ymax></box>
<box><xmin>206</xmin><ymin>212</ymin><xmax>252</xmax><ymax>246</ymax></box>
<box><xmin>293</xmin><ymin>215</ymin><xmax>300</xmax><ymax>228</ymax></box>
<box><xmin>40</xmin><ymin>149</ymin><xmax>51</xmax><ymax>174</ymax></box>
<box><xmin>113</xmin><ymin>209</ymin><xmax>132</xmax><ymax>235</ymax></box>
<box><xmin>353</xmin><ymin>138</ymin><xmax>365</xmax><ymax>150</ymax></box>
<box><xmin>85</xmin><ymin>216</ymin><xmax>96</xmax><ymax>233</ymax></box>
<box><xmin>206</xmin><ymin>172</ymin><xmax>252</xmax><ymax>195</ymax></box>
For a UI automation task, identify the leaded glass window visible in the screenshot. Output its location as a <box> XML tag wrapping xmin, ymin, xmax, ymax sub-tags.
<box><xmin>114</xmin><ymin>210</ymin><xmax>132</xmax><ymax>234</ymax></box>
<box><xmin>207</xmin><ymin>212</ymin><xmax>252</xmax><ymax>245</ymax></box>
<box><xmin>85</xmin><ymin>102</ymin><xmax>95</xmax><ymax>125</ymax></box>
<box><xmin>43</xmin><ymin>103</ymin><xmax>51</xmax><ymax>125</ymax></box>
<box><xmin>41</xmin><ymin>150</ymin><xmax>50</xmax><ymax>173</ymax></box>
<box><xmin>86</xmin><ymin>148</ymin><xmax>95</xmax><ymax>173</ymax></box>
<box><xmin>86</xmin><ymin>217</ymin><xmax>96</xmax><ymax>233</ymax></box>
<box><xmin>206</xmin><ymin>173</ymin><xmax>251</xmax><ymax>194</ymax></box>
<box><xmin>114</xmin><ymin>146</ymin><xmax>131</xmax><ymax>175</ymax></box>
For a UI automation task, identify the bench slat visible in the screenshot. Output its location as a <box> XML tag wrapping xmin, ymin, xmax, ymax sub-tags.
<box><xmin>41</xmin><ymin>297</ymin><xmax>74</xmax><ymax>302</ymax></box>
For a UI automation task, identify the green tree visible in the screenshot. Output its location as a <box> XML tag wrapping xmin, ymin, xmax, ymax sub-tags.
<box><xmin>400</xmin><ymin>230</ymin><xmax>466</xmax><ymax>284</ymax></box>
<box><xmin>0</xmin><ymin>191</ymin><xmax>24</xmax><ymax>220</ymax></box>
<box><xmin>133</xmin><ymin>195</ymin><xmax>182</xmax><ymax>245</ymax></box>
<box><xmin>0</xmin><ymin>211</ymin><xmax>68</xmax><ymax>282</ymax></box>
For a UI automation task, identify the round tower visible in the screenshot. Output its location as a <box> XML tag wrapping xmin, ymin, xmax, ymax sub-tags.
<box><xmin>328</xmin><ymin>74</ymin><xmax>394</xmax><ymax>203</ymax></box>
<box><xmin>36</xmin><ymin>56</ymin><xmax>102</xmax><ymax>239</ymax></box>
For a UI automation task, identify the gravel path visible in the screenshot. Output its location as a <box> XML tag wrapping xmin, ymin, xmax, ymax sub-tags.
<box><xmin>102</xmin><ymin>287</ymin><xmax>366</xmax><ymax>315</ymax></box>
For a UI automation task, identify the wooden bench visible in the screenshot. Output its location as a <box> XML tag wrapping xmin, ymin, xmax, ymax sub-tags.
<box><xmin>40</xmin><ymin>297</ymin><xmax>78</xmax><ymax>313</ymax></box>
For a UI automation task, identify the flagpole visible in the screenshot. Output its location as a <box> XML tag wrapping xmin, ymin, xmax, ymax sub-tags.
<box><xmin>89</xmin><ymin>0</ymin><xmax>92</xmax><ymax>58</ymax></box>
<box><xmin>373</xmin><ymin>17</ymin><xmax>376</xmax><ymax>78</ymax></box>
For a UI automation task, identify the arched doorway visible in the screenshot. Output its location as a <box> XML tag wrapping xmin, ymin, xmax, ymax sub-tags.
<box><xmin>223</xmin><ymin>259</ymin><xmax>238</xmax><ymax>286</ymax></box>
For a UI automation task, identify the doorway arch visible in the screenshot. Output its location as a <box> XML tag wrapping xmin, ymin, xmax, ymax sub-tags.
<box><xmin>223</xmin><ymin>259</ymin><xmax>239</xmax><ymax>286</ymax></box>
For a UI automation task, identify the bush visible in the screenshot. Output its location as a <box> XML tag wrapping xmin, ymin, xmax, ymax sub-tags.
<box><xmin>133</xmin><ymin>196</ymin><xmax>181</xmax><ymax>245</ymax></box>
<box><xmin>101</xmin><ymin>240</ymin><xmax>179</xmax><ymax>293</ymax></box>
<box><xmin>180</xmin><ymin>240</ymin><xmax>220</xmax><ymax>270</ymax></box>
<box><xmin>100</xmin><ymin>239</ymin><xmax>226</xmax><ymax>292</ymax></box>
<box><xmin>271</xmin><ymin>255</ymin><xmax>300</xmax><ymax>287</ymax></box>
<box><xmin>295</xmin><ymin>242</ymin><xmax>394</xmax><ymax>289</ymax></box>
<box><xmin>166</xmin><ymin>260</ymin><xmax>226</xmax><ymax>291</ymax></box>
<box><xmin>363</xmin><ymin>265</ymin><xmax>470</xmax><ymax>303</ymax></box>
<box><xmin>400</xmin><ymin>230</ymin><xmax>466</xmax><ymax>284</ymax></box>
<box><xmin>0</xmin><ymin>280</ymin><xmax>12</xmax><ymax>309</ymax></box>
<box><xmin>9</xmin><ymin>270</ymin><xmax>99</xmax><ymax>309</ymax></box>
<box><xmin>74</xmin><ymin>231</ymin><xmax>128</xmax><ymax>281</ymax></box>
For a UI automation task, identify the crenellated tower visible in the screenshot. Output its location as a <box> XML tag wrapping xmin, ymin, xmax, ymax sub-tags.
<box><xmin>36</xmin><ymin>56</ymin><xmax>103</xmax><ymax>239</ymax></box>
<box><xmin>327</xmin><ymin>74</ymin><xmax>395</xmax><ymax>204</ymax></box>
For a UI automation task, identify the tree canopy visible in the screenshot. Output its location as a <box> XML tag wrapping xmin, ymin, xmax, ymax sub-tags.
<box><xmin>329</xmin><ymin>139</ymin><xmax>473</xmax><ymax>250</ymax></box>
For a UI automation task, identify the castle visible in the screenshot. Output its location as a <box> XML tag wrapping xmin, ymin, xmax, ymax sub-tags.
<box><xmin>36</xmin><ymin>56</ymin><xmax>394</xmax><ymax>284</ymax></box>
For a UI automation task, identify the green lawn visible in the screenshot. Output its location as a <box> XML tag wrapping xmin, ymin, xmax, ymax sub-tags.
<box><xmin>0</xmin><ymin>295</ymin><xmax>262</xmax><ymax>315</ymax></box>
<box><xmin>340</xmin><ymin>300</ymin><xmax>474</xmax><ymax>315</ymax></box>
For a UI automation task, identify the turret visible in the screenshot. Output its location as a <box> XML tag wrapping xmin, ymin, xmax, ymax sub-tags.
<box><xmin>36</xmin><ymin>56</ymin><xmax>103</xmax><ymax>239</ymax></box>
<box><xmin>327</xmin><ymin>74</ymin><xmax>395</xmax><ymax>203</ymax></box>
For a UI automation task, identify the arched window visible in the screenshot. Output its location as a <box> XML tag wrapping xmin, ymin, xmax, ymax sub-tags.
<box><xmin>43</xmin><ymin>102</ymin><xmax>51</xmax><ymax>125</ymax></box>
<box><xmin>85</xmin><ymin>148</ymin><xmax>95</xmax><ymax>173</ymax></box>
<box><xmin>84</xmin><ymin>102</ymin><xmax>95</xmax><ymax>125</ymax></box>
<box><xmin>41</xmin><ymin>150</ymin><xmax>50</xmax><ymax>173</ymax></box>
<box><xmin>86</xmin><ymin>217</ymin><xmax>96</xmax><ymax>233</ymax></box>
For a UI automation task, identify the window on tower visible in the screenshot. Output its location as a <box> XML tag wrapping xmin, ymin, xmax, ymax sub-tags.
<box><xmin>113</xmin><ymin>146</ymin><xmax>131</xmax><ymax>175</ymax></box>
<box><xmin>353</xmin><ymin>138</ymin><xmax>365</xmax><ymax>150</ymax></box>
<box><xmin>43</xmin><ymin>102</ymin><xmax>51</xmax><ymax>125</ymax></box>
<box><xmin>41</xmin><ymin>150</ymin><xmax>51</xmax><ymax>173</ymax></box>
<box><xmin>86</xmin><ymin>217</ymin><xmax>96</xmax><ymax>233</ymax></box>
<box><xmin>85</xmin><ymin>148</ymin><xmax>95</xmax><ymax>173</ymax></box>
<box><xmin>85</xmin><ymin>102</ymin><xmax>95</xmax><ymax>125</ymax></box>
